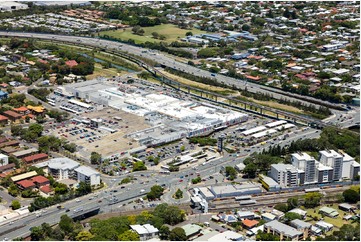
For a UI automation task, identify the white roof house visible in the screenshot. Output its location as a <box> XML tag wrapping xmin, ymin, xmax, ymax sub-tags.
<box><xmin>130</xmin><ymin>224</ymin><xmax>159</xmax><ymax>241</ymax></box>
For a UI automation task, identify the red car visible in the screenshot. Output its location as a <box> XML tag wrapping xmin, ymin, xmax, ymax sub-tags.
<box><xmin>179</xmin><ymin>179</ymin><xmax>183</xmax><ymax>182</ymax></box>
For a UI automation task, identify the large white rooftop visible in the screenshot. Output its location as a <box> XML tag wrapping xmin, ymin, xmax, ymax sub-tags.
<box><xmin>74</xmin><ymin>165</ymin><xmax>99</xmax><ymax>177</ymax></box>
<box><xmin>48</xmin><ymin>158</ymin><xmax>80</xmax><ymax>170</ymax></box>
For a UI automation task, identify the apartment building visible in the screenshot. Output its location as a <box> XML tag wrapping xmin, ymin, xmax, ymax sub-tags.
<box><xmin>74</xmin><ymin>165</ymin><xmax>100</xmax><ymax>186</ymax></box>
<box><xmin>291</xmin><ymin>152</ymin><xmax>316</xmax><ymax>184</ymax></box>
<box><xmin>270</xmin><ymin>164</ymin><xmax>298</xmax><ymax>188</ymax></box>
<box><xmin>319</xmin><ymin>150</ymin><xmax>343</xmax><ymax>181</ymax></box>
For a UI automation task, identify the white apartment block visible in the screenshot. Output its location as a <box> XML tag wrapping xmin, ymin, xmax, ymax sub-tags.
<box><xmin>74</xmin><ymin>165</ymin><xmax>100</xmax><ymax>186</ymax></box>
<box><xmin>291</xmin><ymin>153</ymin><xmax>316</xmax><ymax>184</ymax></box>
<box><xmin>319</xmin><ymin>150</ymin><xmax>344</xmax><ymax>181</ymax></box>
<box><xmin>270</xmin><ymin>164</ymin><xmax>298</xmax><ymax>188</ymax></box>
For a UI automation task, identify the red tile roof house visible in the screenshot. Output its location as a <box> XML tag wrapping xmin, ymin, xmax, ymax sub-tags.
<box><xmin>2</xmin><ymin>110</ymin><xmax>22</xmax><ymax>122</ymax></box>
<box><xmin>16</xmin><ymin>180</ymin><xmax>36</xmax><ymax>190</ymax></box>
<box><xmin>0</xmin><ymin>114</ymin><xmax>8</xmax><ymax>125</ymax></box>
<box><xmin>242</xmin><ymin>219</ymin><xmax>259</xmax><ymax>229</ymax></box>
<box><xmin>31</xmin><ymin>175</ymin><xmax>50</xmax><ymax>187</ymax></box>
<box><xmin>23</xmin><ymin>153</ymin><xmax>49</xmax><ymax>164</ymax></box>
<box><xmin>40</xmin><ymin>184</ymin><xmax>53</xmax><ymax>195</ymax></box>
<box><xmin>13</xmin><ymin>106</ymin><xmax>29</xmax><ymax>115</ymax></box>
<box><xmin>65</xmin><ymin>60</ymin><xmax>78</xmax><ymax>68</ymax></box>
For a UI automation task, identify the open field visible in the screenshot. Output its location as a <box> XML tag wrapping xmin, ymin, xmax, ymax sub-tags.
<box><xmin>100</xmin><ymin>24</ymin><xmax>206</xmax><ymax>44</ymax></box>
<box><xmin>160</xmin><ymin>70</ymin><xmax>236</xmax><ymax>95</ymax></box>
<box><xmin>86</xmin><ymin>63</ymin><xmax>128</xmax><ymax>80</ymax></box>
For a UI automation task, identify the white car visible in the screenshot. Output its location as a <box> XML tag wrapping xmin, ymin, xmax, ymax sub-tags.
<box><xmin>75</xmin><ymin>199</ymin><xmax>81</xmax><ymax>203</ymax></box>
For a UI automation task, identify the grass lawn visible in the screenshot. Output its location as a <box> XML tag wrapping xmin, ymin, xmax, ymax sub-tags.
<box><xmin>86</xmin><ymin>63</ymin><xmax>127</xmax><ymax>80</ymax></box>
<box><xmin>160</xmin><ymin>69</ymin><xmax>236</xmax><ymax>95</ymax></box>
<box><xmin>100</xmin><ymin>24</ymin><xmax>206</xmax><ymax>44</ymax></box>
<box><xmin>302</xmin><ymin>204</ymin><xmax>352</xmax><ymax>229</ymax></box>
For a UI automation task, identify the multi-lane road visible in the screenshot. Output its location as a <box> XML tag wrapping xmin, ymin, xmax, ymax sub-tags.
<box><xmin>0</xmin><ymin>31</ymin><xmax>348</xmax><ymax>112</ymax></box>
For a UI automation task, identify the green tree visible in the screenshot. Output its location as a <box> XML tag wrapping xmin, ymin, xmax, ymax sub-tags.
<box><xmin>30</xmin><ymin>226</ymin><xmax>45</xmax><ymax>241</ymax></box>
<box><xmin>274</xmin><ymin>203</ymin><xmax>289</xmax><ymax>213</ymax></box>
<box><xmin>287</xmin><ymin>197</ymin><xmax>299</xmax><ymax>210</ymax></box>
<box><xmin>8</xmin><ymin>183</ymin><xmax>20</xmax><ymax>197</ymax></box>
<box><xmin>343</xmin><ymin>189</ymin><xmax>359</xmax><ymax>203</ymax></box>
<box><xmin>243</xmin><ymin>162</ymin><xmax>258</xmax><ymax>178</ymax></box>
<box><xmin>133</xmin><ymin>161</ymin><xmax>147</xmax><ymax>172</ymax></box>
<box><xmin>174</xmin><ymin>188</ymin><xmax>183</xmax><ymax>199</ymax></box>
<box><xmin>225</xmin><ymin>166</ymin><xmax>238</xmax><ymax>180</ymax></box>
<box><xmin>118</xmin><ymin>230</ymin><xmax>139</xmax><ymax>241</ymax></box>
<box><xmin>76</xmin><ymin>182</ymin><xmax>92</xmax><ymax>196</ymax></box>
<box><xmin>256</xmin><ymin>231</ymin><xmax>280</xmax><ymax>241</ymax></box>
<box><xmin>284</xmin><ymin>212</ymin><xmax>302</xmax><ymax>221</ymax></box>
<box><xmin>151</xmin><ymin>32</ymin><xmax>159</xmax><ymax>39</ymax></box>
<box><xmin>90</xmin><ymin>152</ymin><xmax>102</xmax><ymax>165</ymax></box>
<box><xmin>147</xmin><ymin>185</ymin><xmax>164</xmax><ymax>200</ymax></box>
<box><xmin>76</xmin><ymin>231</ymin><xmax>94</xmax><ymax>241</ymax></box>
<box><xmin>169</xmin><ymin>227</ymin><xmax>187</xmax><ymax>241</ymax></box>
<box><xmin>11</xmin><ymin>200</ymin><xmax>21</xmax><ymax>210</ymax></box>
<box><xmin>59</xmin><ymin>214</ymin><xmax>74</xmax><ymax>234</ymax></box>
<box><xmin>186</xmin><ymin>31</ymin><xmax>193</xmax><ymax>36</ymax></box>
<box><xmin>159</xmin><ymin>225</ymin><xmax>170</xmax><ymax>240</ymax></box>
<box><xmin>303</xmin><ymin>192</ymin><xmax>323</xmax><ymax>208</ymax></box>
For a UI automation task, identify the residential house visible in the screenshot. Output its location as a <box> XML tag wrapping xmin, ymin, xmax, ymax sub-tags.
<box><xmin>130</xmin><ymin>224</ymin><xmax>159</xmax><ymax>241</ymax></box>
<box><xmin>319</xmin><ymin>207</ymin><xmax>339</xmax><ymax>218</ymax></box>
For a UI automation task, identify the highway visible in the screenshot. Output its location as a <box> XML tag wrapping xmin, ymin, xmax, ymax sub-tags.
<box><xmin>0</xmin><ymin>31</ymin><xmax>347</xmax><ymax>113</ymax></box>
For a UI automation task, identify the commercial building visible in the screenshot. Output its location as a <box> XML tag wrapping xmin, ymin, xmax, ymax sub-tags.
<box><xmin>63</xmin><ymin>79</ymin><xmax>248</xmax><ymax>146</ymax></box>
<box><xmin>130</xmin><ymin>224</ymin><xmax>159</xmax><ymax>241</ymax></box>
<box><xmin>0</xmin><ymin>153</ymin><xmax>8</xmax><ymax>166</ymax></box>
<box><xmin>264</xmin><ymin>220</ymin><xmax>303</xmax><ymax>241</ymax></box>
<box><xmin>270</xmin><ymin>164</ymin><xmax>298</xmax><ymax>188</ymax></box>
<box><xmin>74</xmin><ymin>165</ymin><xmax>100</xmax><ymax>186</ymax></box>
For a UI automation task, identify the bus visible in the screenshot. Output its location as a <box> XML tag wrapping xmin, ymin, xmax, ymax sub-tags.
<box><xmin>235</xmin><ymin>195</ymin><xmax>252</xmax><ymax>201</ymax></box>
<box><xmin>159</xmin><ymin>170</ymin><xmax>170</xmax><ymax>174</ymax></box>
<box><xmin>206</xmin><ymin>156</ymin><xmax>216</xmax><ymax>161</ymax></box>
<box><xmin>181</xmin><ymin>150</ymin><xmax>190</xmax><ymax>155</ymax></box>
<box><xmin>161</xmin><ymin>165</ymin><xmax>170</xmax><ymax>170</ymax></box>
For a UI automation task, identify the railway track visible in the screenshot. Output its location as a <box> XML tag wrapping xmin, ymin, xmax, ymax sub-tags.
<box><xmin>208</xmin><ymin>186</ymin><xmax>350</xmax><ymax>211</ymax></box>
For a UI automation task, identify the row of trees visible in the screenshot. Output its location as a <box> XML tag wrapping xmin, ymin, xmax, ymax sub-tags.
<box><xmin>88</xmin><ymin>203</ymin><xmax>185</xmax><ymax>240</ymax></box>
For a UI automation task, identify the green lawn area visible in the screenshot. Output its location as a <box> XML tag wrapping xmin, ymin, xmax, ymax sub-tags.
<box><xmin>99</xmin><ymin>24</ymin><xmax>207</xmax><ymax>44</ymax></box>
<box><xmin>302</xmin><ymin>204</ymin><xmax>353</xmax><ymax>229</ymax></box>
